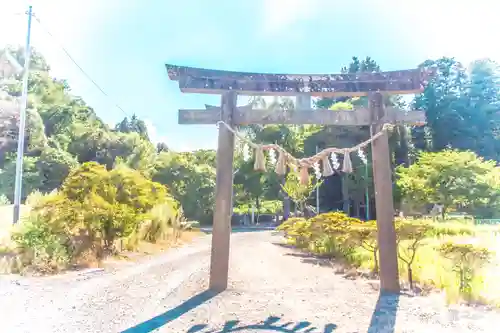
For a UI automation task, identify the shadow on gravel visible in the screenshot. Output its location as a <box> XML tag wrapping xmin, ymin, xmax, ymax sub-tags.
<box><xmin>121</xmin><ymin>290</ymin><xmax>220</xmax><ymax>333</ymax></box>
<box><xmin>271</xmin><ymin>242</ymin><xmax>296</xmax><ymax>249</ymax></box>
<box><xmin>367</xmin><ymin>292</ymin><xmax>400</xmax><ymax>333</ymax></box>
<box><xmin>187</xmin><ymin>315</ymin><xmax>338</xmax><ymax>332</ymax></box>
<box><xmin>201</xmin><ymin>227</ymin><xmax>276</xmax><ymax>235</ymax></box>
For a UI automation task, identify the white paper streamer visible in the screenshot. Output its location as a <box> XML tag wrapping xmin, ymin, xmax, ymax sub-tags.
<box><xmin>313</xmin><ymin>161</ymin><xmax>321</xmax><ymax>179</ymax></box>
<box><xmin>243</xmin><ymin>144</ymin><xmax>250</xmax><ymax>162</ymax></box>
<box><xmin>268</xmin><ymin>148</ymin><xmax>277</xmax><ymax>166</ymax></box>
<box><xmin>330</xmin><ymin>152</ymin><xmax>340</xmax><ymax>169</ymax></box>
<box><xmin>358</xmin><ymin>148</ymin><xmax>368</xmax><ymax>164</ymax></box>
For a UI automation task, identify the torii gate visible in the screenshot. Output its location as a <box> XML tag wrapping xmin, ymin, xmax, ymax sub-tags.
<box><xmin>166</xmin><ymin>65</ymin><xmax>434</xmax><ymax>293</ymax></box>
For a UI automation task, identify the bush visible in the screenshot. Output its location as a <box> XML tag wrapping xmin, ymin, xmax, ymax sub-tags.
<box><xmin>276</xmin><ymin>217</ymin><xmax>306</xmax><ymax>235</ymax></box>
<box><xmin>30</xmin><ymin>162</ymin><xmax>170</xmax><ymax>260</ymax></box>
<box><xmin>438</xmin><ymin>241</ymin><xmax>493</xmax><ymax>302</ymax></box>
<box><xmin>350</xmin><ymin>220</ymin><xmax>379</xmax><ymax>273</ymax></box>
<box><xmin>278</xmin><ymin>212</ymin><xmax>362</xmax><ymax>258</ymax></box>
<box><xmin>278</xmin><ymin>214</ymin><xmax>500</xmax><ymax>306</ymax></box>
<box><xmin>395</xmin><ymin>220</ymin><xmax>435</xmax><ymax>289</ymax></box>
<box><xmin>0</xmin><ymin>194</ymin><xmax>10</xmax><ymax>205</ymax></box>
<box><xmin>11</xmin><ymin>214</ymin><xmax>71</xmax><ymax>274</ymax></box>
<box><xmin>140</xmin><ymin>198</ymin><xmax>181</xmax><ymax>243</ymax></box>
<box><xmin>25</xmin><ymin>189</ymin><xmax>49</xmax><ymax>207</ymax></box>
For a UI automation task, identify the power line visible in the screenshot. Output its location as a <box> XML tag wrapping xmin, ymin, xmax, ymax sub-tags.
<box><xmin>31</xmin><ymin>13</ymin><xmax>131</xmax><ymax>118</ymax></box>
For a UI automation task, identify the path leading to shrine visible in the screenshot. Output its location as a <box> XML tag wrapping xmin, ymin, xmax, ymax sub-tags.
<box><xmin>0</xmin><ymin>230</ymin><xmax>497</xmax><ymax>333</ymax></box>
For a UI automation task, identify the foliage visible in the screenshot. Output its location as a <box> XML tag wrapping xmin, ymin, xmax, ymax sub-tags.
<box><xmin>395</xmin><ymin>221</ymin><xmax>435</xmax><ymax>289</ymax></box>
<box><xmin>11</xmin><ymin>214</ymin><xmax>71</xmax><ymax>273</ymax></box>
<box><xmin>32</xmin><ymin>162</ymin><xmax>168</xmax><ymax>257</ymax></box>
<box><xmin>276</xmin><ymin>217</ymin><xmax>306</xmax><ymax>236</ymax></box>
<box><xmin>140</xmin><ymin>199</ymin><xmax>181</xmax><ymax>243</ymax></box>
<box><xmin>281</xmin><ymin>170</ymin><xmax>321</xmax><ymax>215</ymax></box>
<box><xmin>397</xmin><ymin>150</ymin><xmax>500</xmax><ymax>217</ymax></box>
<box><xmin>413</xmin><ymin>58</ymin><xmax>500</xmax><ymax>159</ymax></box>
<box><xmin>233</xmin><ymin>200</ymin><xmax>282</xmax><ymax>215</ymax></box>
<box><xmin>0</xmin><ymin>156</ymin><xmax>42</xmax><ymax>201</ymax></box>
<box><xmin>438</xmin><ymin>241</ymin><xmax>493</xmax><ymax>302</ymax></box>
<box><xmin>0</xmin><ymin>194</ymin><xmax>10</xmax><ymax>205</ymax></box>
<box><xmin>25</xmin><ymin>189</ymin><xmax>45</xmax><ymax>207</ymax></box>
<box><xmin>115</xmin><ymin>114</ymin><xmax>149</xmax><ymax>141</ymax></box>
<box><xmin>279</xmin><ymin>212</ymin><xmax>363</xmax><ymax>257</ymax></box>
<box><xmin>152</xmin><ymin>151</ymin><xmax>216</xmax><ymax>224</ymax></box>
<box><xmin>349</xmin><ymin>220</ymin><xmax>379</xmax><ymax>273</ymax></box>
<box><xmin>37</xmin><ymin>147</ymin><xmax>79</xmax><ymax>192</ymax></box>
<box><xmin>280</xmin><ymin>213</ymin><xmax>500</xmax><ymax>305</ymax></box>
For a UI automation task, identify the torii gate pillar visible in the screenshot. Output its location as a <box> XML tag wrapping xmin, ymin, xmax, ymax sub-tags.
<box><xmin>209</xmin><ymin>91</ymin><xmax>236</xmax><ymax>292</ymax></box>
<box><xmin>369</xmin><ymin>92</ymin><xmax>400</xmax><ymax>293</ymax></box>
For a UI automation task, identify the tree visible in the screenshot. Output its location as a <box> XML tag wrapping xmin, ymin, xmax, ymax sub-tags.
<box><xmin>152</xmin><ymin>151</ymin><xmax>216</xmax><ymax>224</ymax></box>
<box><xmin>44</xmin><ymin>162</ymin><xmax>168</xmax><ymax>254</ymax></box>
<box><xmin>37</xmin><ymin>147</ymin><xmax>79</xmax><ymax>192</ymax></box>
<box><xmin>281</xmin><ymin>170</ymin><xmax>321</xmax><ymax>216</ymax></box>
<box><xmin>0</xmin><ymin>156</ymin><xmax>42</xmax><ymax>201</ymax></box>
<box><xmin>396</xmin><ymin>221</ymin><xmax>434</xmax><ymax>290</ymax></box>
<box><xmin>396</xmin><ymin>150</ymin><xmax>499</xmax><ymax>217</ymax></box>
<box><xmin>157</xmin><ymin>142</ymin><xmax>169</xmax><ymax>153</ymax></box>
<box><xmin>350</xmin><ymin>220</ymin><xmax>379</xmax><ymax>273</ymax></box>
<box><xmin>438</xmin><ymin>242</ymin><xmax>492</xmax><ymax>302</ymax></box>
<box><xmin>115</xmin><ymin>114</ymin><xmax>149</xmax><ymax>140</ymax></box>
<box><xmin>412</xmin><ymin>57</ymin><xmax>500</xmax><ymax>159</ymax></box>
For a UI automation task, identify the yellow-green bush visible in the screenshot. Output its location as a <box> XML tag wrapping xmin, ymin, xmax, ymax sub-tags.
<box><xmin>140</xmin><ymin>197</ymin><xmax>181</xmax><ymax>243</ymax></box>
<box><xmin>279</xmin><ymin>212</ymin><xmax>363</xmax><ymax>258</ymax></box>
<box><xmin>13</xmin><ymin>162</ymin><xmax>172</xmax><ymax>270</ymax></box>
<box><xmin>11</xmin><ymin>214</ymin><xmax>71</xmax><ymax>273</ymax></box>
<box><xmin>438</xmin><ymin>241</ymin><xmax>493</xmax><ymax>303</ymax></box>
<box><xmin>279</xmin><ymin>213</ymin><xmax>500</xmax><ymax>306</ymax></box>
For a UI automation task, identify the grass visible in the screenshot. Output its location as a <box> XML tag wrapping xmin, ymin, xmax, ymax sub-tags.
<box><xmin>79</xmin><ymin>229</ymin><xmax>205</xmax><ymax>270</ymax></box>
<box><xmin>281</xmin><ymin>216</ymin><xmax>500</xmax><ymax>307</ymax></box>
<box><xmin>351</xmin><ymin>221</ymin><xmax>500</xmax><ymax>307</ymax></box>
<box><xmin>126</xmin><ymin>229</ymin><xmax>203</xmax><ymax>256</ymax></box>
<box><xmin>0</xmin><ymin>203</ymin><xmax>205</xmax><ymax>274</ymax></box>
<box><xmin>0</xmin><ymin>205</ymin><xmax>30</xmax><ymax>246</ymax></box>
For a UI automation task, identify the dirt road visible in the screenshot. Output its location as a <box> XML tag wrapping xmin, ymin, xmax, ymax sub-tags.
<box><xmin>0</xmin><ymin>230</ymin><xmax>498</xmax><ymax>332</ymax></box>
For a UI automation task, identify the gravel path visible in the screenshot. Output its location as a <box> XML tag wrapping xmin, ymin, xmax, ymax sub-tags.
<box><xmin>0</xmin><ymin>230</ymin><xmax>499</xmax><ymax>333</ymax></box>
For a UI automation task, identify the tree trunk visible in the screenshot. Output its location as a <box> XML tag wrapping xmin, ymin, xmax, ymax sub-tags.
<box><xmin>342</xmin><ymin>173</ymin><xmax>349</xmax><ymax>214</ymax></box>
<box><xmin>373</xmin><ymin>249</ymin><xmax>379</xmax><ymax>274</ymax></box>
<box><xmin>408</xmin><ymin>265</ymin><xmax>413</xmax><ymax>290</ymax></box>
<box><xmin>282</xmin><ymin>174</ymin><xmax>290</xmax><ymax>222</ymax></box>
<box><xmin>355</xmin><ymin>200</ymin><xmax>361</xmax><ymax>218</ymax></box>
<box><xmin>255</xmin><ymin>196</ymin><xmax>261</xmax><ymax>223</ymax></box>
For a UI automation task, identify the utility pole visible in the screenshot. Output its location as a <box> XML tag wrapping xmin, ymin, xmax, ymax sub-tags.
<box><xmin>365</xmin><ymin>162</ymin><xmax>370</xmax><ymax>220</ymax></box>
<box><xmin>315</xmin><ymin>145</ymin><xmax>320</xmax><ymax>214</ymax></box>
<box><xmin>13</xmin><ymin>5</ymin><xmax>33</xmax><ymax>224</ymax></box>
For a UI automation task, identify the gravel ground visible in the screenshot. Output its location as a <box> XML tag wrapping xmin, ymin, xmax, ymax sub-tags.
<box><xmin>0</xmin><ymin>230</ymin><xmax>499</xmax><ymax>333</ymax></box>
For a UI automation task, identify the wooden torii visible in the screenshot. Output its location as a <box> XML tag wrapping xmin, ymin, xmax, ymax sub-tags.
<box><xmin>166</xmin><ymin>64</ymin><xmax>434</xmax><ymax>293</ymax></box>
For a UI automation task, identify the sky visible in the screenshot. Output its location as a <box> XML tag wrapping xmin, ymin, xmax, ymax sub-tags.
<box><xmin>1</xmin><ymin>0</ymin><xmax>499</xmax><ymax>151</ymax></box>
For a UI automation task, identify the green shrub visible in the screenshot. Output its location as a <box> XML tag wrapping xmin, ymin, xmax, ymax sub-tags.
<box><xmin>11</xmin><ymin>214</ymin><xmax>71</xmax><ymax>274</ymax></box>
<box><xmin>438</xmin><ymin>241</ymin><xmax>493</xmax><ymax>302</ymax></box>
<box><xmin>0</xmin><ymin>194</ymin><xmax>10</xmax><ymax>205</ymax></box>
<box><xmin>233</xmin><ymin>200</ymin><xmax>282</xmax><ymax>215</ymax></box>
<box><xmin>25</xmin><ymin>189</ymin><xmax>47</xmax><ymax>207</ymax></box>
<box><xmin>276</xmin><ymin>217</ymin><xmax>306</xmax><ymax>235</ymax></box>
<box><xmin>140</xmin><ymin>198</ymin><xmax>181</xmax><ymax>243</ymax></box>
<box><xmin>32</xmin><ymin>162</ymin><xmax>170</xmax><ymax>258</ymax></box>
<box><xmin>180</xmin><ymin>221</ymin><xmax>200</xmax><ymax>230</ymax></box>
<box><xmin>395</xmin><ymin>220</ymin><xmax>435</xmax><ymax>289</ymax></box>
<box><xmin>350</xmin><ymin>220</ymin><xmax>379</xmax><ymax>273</ymax></box>
<box><xmin>278</xmin><ymin>214</ymin><xmax>500</xmax><ymax>305</ymax></box>
<box><xmin>278</xmin><ymin>212</ymin><xmax>362</xmax><ymax>258</ymax></box>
